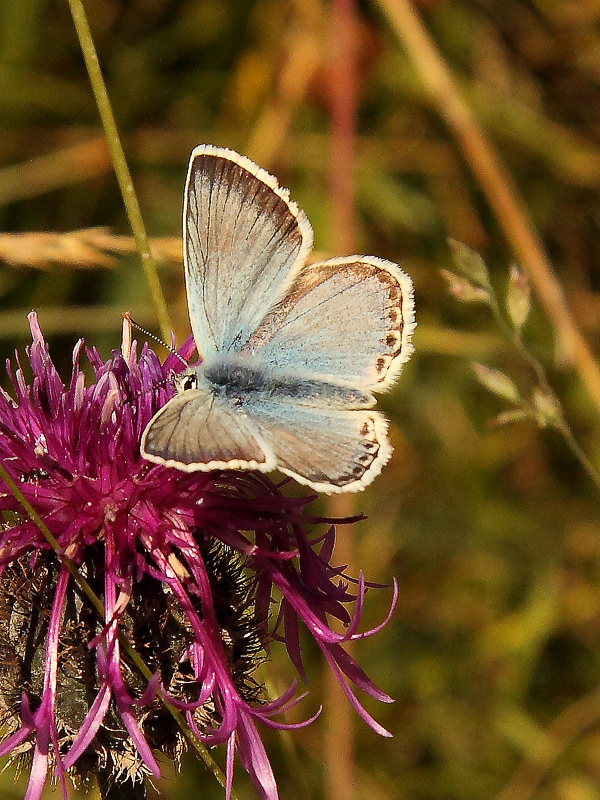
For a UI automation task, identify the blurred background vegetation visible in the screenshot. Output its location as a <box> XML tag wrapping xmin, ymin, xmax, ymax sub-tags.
<box><xmin>3</xmin><ymin>1</ymin><xmax>600</xmax><ymax>799</ymax></box>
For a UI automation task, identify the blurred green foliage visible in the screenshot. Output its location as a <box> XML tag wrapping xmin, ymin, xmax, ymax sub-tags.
<box><xmin>3</xmin><ymin>1</ymin><xmax>600</xmax><ymax>799</ymax></box>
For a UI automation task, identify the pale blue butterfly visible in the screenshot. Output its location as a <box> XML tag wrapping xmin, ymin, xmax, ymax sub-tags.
<box><xmin>141</xmin><ymin>145</ymin><xmax>416</xmax><ymax>493</ymax></box>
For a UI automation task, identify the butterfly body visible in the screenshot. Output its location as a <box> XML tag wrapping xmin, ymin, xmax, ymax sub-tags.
<box><xmin>141</xmin><ymin>145</ymin><xmax>416</xmax><ymax>493</ymax></box>
<box><xmin>194</xmin><ymin>354</ymin><xmax>374</xmax><ymax>408</ymax></box>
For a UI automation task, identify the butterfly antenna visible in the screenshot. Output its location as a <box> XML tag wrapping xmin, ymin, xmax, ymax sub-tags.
<box><xmin>127</xmin><ymin>315</ymin><xmax>188</xmax><ymax>367</ymax></box>
<box><xmin>126</xmin><ymin>367</ymin><xmax>174</xmax><ymax>403</ymax></box>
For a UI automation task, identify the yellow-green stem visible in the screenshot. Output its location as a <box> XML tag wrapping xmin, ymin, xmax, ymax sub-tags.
<box><xmin>67</xmin><ymin>0</ymin><xmax>172</xmax><ymax>341</ymax></box>
<box><xmin>0</xmin><ymin>462</ymin><xmax>104</xmax><ymax>615</ymax></box>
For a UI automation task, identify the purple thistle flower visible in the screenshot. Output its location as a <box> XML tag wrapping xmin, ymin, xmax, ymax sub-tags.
<box><xmin>0</xmin><ymin>313</ymin><xmax>396</xmax><ymax>800</ymax></box>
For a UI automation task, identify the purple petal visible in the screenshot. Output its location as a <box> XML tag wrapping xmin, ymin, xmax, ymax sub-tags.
<box><xmin>236</xmin><ymin>710</ymin><xmax>279</xmax><ymax>800</ymax></box>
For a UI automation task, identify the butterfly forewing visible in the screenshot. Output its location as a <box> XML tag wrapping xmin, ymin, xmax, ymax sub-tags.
<box><xmin>184</xmin><ymin>145</ymin><xmax>313</xmax><ymax>358</ymax></box>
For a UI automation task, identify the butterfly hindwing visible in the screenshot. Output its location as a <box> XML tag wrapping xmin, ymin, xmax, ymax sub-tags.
<box><xmin>243</xmin><ymin>256</ymin><xmax>415</xmax><ymax>391</ymax></box>
<box><xmin>239</xmin><ymin>391</ymin><xmax>392</xmax><ymax>493</ymax></box>
<box><xmin>141</xmin><ymin>386</ymin><xmax>275</xmax><ymax>473</ymax></box>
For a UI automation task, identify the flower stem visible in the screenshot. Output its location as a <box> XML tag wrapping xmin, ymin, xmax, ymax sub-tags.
<box><xmin>480</xmin><ymin>284</ymin><xmax>600</xmax><ymax>493</ymax></box>
<box><xmin>66</xmin><ymin>0</ymin><xmax>172</xmax><ymax>342</ymax></box>
<box><xmin>554</xmin><ymin>419</ymin><xmax>600</xmax><ymax>495</ymax></box>
<box><xmin>0</xmin><ymin>462</ymin><xmax>105</xmax><ymax>615</ymax></box>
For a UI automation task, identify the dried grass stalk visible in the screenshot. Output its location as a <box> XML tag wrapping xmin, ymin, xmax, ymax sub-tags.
<box><xmin>0</xmin><ymin>228</ymin><xmax>182</xmax><ymax>270</ymax></box>
<box><xmin>0</xmin><ymin>229</ymin><xmax>329</xmax><ymax>271</ymax></box>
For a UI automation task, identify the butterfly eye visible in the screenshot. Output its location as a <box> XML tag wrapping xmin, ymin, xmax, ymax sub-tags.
<box><xmin>172</xmin><ymin>371</ymin><xmax>197</xmax><ymax>394</ymax></box>
<box><xmin>179</xmin><ymin>373</ymin><xmax>197</xmax><ymax>392</ymax></box>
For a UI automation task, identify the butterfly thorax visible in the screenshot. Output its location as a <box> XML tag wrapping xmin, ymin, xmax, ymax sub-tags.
<box><xmin>173</xmin><ymin>354</ymin><xmax>374</xmax><ymax>410</ymax></box>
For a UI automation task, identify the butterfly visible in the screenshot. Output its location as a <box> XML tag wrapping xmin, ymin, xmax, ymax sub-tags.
<box><xmin>141</xmin><ymin>145</ymin><xmax>415</xmax><ymax>493</ymax></box>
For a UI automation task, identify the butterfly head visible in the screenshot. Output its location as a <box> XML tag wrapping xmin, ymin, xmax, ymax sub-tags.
<box><xmin>173</xmin><ymin>369</ymin><xmax>199</xmax><ymax>394</ymax></box>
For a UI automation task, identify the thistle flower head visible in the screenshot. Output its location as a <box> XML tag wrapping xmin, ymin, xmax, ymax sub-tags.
<box><xmin>0</xmin><ymin>314</ymin><xmax>395</xmax><ymax>800</ymax></box>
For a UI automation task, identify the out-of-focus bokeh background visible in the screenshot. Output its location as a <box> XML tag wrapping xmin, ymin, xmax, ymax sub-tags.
<box><xmin>3</xmin><ymin>1</ymin><xmax>600</xmax><ymax>798</ymax></box>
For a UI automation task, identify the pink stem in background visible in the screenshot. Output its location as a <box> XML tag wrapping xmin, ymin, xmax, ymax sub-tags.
<box><xmin>327</xmin><ymin>2</ymin><xmax>358</xmax><ymax>800</ymax></box>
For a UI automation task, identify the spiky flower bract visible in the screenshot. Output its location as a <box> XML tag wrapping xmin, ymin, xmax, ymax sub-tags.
<box><xmin>0</xmin><ymin>313</ymin><xmax>395</xmax><ymax>800</ymax></box>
